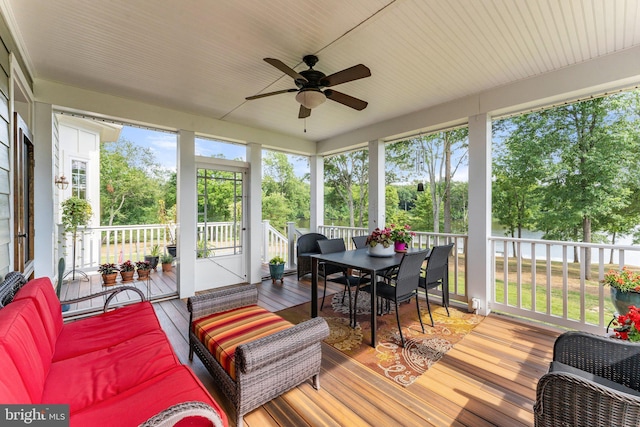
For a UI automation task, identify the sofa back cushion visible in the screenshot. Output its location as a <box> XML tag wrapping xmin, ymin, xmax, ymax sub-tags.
<box><xmin>0</xmin><ymin>299</ymin><xmax>53</xmax><ymax>403</ymax></box>
<box><xmin>13</xmin><ymin>277</ymin><xmax>63</xmax><ymax>353</ymax></box>
<box><xmin>192</xmin><ymin>305</ymin><xmax>292</xmax><ymax>380</ymax></box>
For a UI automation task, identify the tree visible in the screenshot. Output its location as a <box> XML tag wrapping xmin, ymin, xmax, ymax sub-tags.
<box><xmin>100</xmin><ymin>139</ymin><xmax>164</xmax><ymax>226</ymax></box>
<box><xmin>324</xmin><ymin>150</ymin><xmax>368</xmax><ymax>227</ymax></box>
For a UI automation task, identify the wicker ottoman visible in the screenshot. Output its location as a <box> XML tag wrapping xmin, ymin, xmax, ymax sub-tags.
<box><xmin>188</xmin><ymin>283</ymin><xmax>329</xmax><ymax>427</ymax></box>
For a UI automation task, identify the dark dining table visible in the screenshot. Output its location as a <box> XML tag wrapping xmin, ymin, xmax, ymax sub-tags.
<box><xmin>310</xmin><ymin>247</ymin><xmax>429</xmax><ymax>347</ymax></box>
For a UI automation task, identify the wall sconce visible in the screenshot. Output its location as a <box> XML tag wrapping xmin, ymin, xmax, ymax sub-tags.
<box><xmin>417</xmin><ymin>182</ymin><xmax>424</xmax><ymax>192</ymax></box>
<box><xmin>55</xmin><ymin>175</ymin><xmax>69</xmax><ymax>190</ymax></box>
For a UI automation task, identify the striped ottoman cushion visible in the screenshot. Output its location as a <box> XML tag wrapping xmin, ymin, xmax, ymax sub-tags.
<box><xmin>193</xmin><ymin>305</ymin><xmax>293</xmax><ymax>380</ymax></box>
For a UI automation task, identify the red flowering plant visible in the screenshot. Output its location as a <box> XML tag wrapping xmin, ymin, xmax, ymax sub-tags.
<box><xmin>389</xmin><ymin>223</ymin><xmax>416</xmax><ymax>244</ymax></box>
<box><xmin>135</xmin><ymin>260</ymin><xmax>152</xmax><ymax>271</ymax></box>
<box><xmin>365</xmin><ymin>227</ymin><xmax>394</xmax><ymax>248</ymax></box>
<box><xmin>612</xmin><ymin>305</ymin><xmax>640</xmax><ymax>341</ymax></box>
<box><xmin>119</xmin><ymin>260</ymin><xmax>135</xmax><ymax>272</ymax></box>
<box><xmin>602</xmin><ymin>267</ymin><xmax>640</xmax><ymax>292</ymax></box>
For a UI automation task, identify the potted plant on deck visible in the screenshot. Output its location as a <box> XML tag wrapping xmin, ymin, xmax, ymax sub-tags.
<box><xmin>98</xmin><ymin>263</ymin><xmax>119</xmax><ymax>286</ymax></box>
<box><xmin>269</xmin><ymin>256</ymin><xmax>285</xmax><ymax>284</ymax></box>
<box><xmin>144</xmin><ymin>245</ymin><xmax>161</xmax><ymax>271</ymax></box>
<box><xmin>136</xmin><ymin>260</ymin><xmax>152</xmax><ymax>280</ymax></box>
<box><xmin>160</xmin><ymin>253</ymin><xmax>173</xmax><ymax>273</ymax></box>
<box><xmin>61</xmin><ymin>196</ymin><xmax>93</xmax><ymax>282</ymax></box>
<box><xmin>119</xmin><ymin>260</ymin><xmax>135</xmax><ymax>282</ymax></box>
<box><xmin>603</xmin><ymin>266</ymin><xmax>640</xmax><ymax>315</ymax></box>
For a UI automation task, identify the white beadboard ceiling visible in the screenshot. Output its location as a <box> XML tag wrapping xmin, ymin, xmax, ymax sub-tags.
<box><xmin>3</xmin><ymin>0</ymin><xmax>640</xmax><ymax>142</ymax></box>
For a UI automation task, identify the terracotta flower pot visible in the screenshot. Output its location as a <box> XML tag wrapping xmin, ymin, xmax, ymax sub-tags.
<box><xmin>120</xmin><ymin>270</ymin><xmax>135</xmax><ymax>282</ymax></box>
<box><xmin>102</xmin><ymin>273</ymin><xmax>118</xmax><ymax>286</ymax></box>
<box><xmin>137</xmin><ymin>270</ymin><xmax>150</xmax><ymax>280</ymax></box>
<box><xmin>161</xmin><ymin>263</ymin><xmax>172</xmax><ymax>273</ymax></box>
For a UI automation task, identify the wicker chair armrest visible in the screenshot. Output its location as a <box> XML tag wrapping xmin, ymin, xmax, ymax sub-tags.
<box><xmin>535</xmin><ymin>371</ymin><xmax>640</xmax><ymax>427</ymax></box>
<box><xmin>187</xmin><ymin>284</ymin><xmax>258</xmax><ymax>319</ymax></box>
<box><xmin>235</xmin><ymin>317</ymin><xmax>329</xmax><ymax>375</ymax></box>
<box><xmin>138</xmin><ymin>401</ymin><xmax>225</xmax><ymax>427</ymax></box>
<box><xmin>553</xmin><ymin>331</ymin><xmax>640</xmax><ymax>390</ymax></box>
<box><xmin>61</xmin><ymin>286</ymin><xmax>145</xmax><ymax>313</ymax></box>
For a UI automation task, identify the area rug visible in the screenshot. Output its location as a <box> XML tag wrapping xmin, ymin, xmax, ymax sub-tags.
<box><xmin>277</xmin><ymin>292</ymin><xmax>480</xmax><ymax>387</ymax></box>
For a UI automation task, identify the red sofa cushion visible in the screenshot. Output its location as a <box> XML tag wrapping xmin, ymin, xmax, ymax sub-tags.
<box><xmin>12</xmin><ymin>277</ymin><xmax>63</xmax><ymax>353</ymax></box>
<box><xmin>69</xmin><ymin>366</ymin><xmax>227</xmax><ymax>427</ymax></box>
<box><xmin>193</xmin><ymin>305</ymin><xmax>292</xmax><ymax>380</ymax></box>
<box><xmin>53</xmin><ymin>301</ymin><xmax>161</xmax><ymax>361</ymax></box>
<box><xmin>42</xmin><ymin>329</ymin><xmax>181</xmax><ymax>412</ymax></box>
<box><xmin>0</xmin><ymin>299</ymin><xmax>52</xmax><ymax>403</ymax></box>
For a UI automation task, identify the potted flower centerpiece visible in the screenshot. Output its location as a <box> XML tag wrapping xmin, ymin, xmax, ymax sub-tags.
<box><xmin>136</xmin><ymin>260</ymin><xmax>152</xmax><ymax>280</ymax></box>
<box><xmin>98</xmin><ymin>263</ymin><xmax>119</xmax><ymax>286</ymax></box>
<box><xmin>119</xmin><ymin>260</ymin><xmax>135</xmax><ymax>282</ymax></box>
<box><xmin>602</xmin><ymin>266</ymin><xmax>640</xmax><ymax>315</ymax></box>
<box><xmin>269</xmin><ymin>256</ymin><xmax>285</xmax><ymax>284</ymax></box>
<box><xmin>389</xmin><ymin>223</ymin><xmax>416</xmax><ymax>253</ymax></box>
<box><xmin>365</xmin><ymin>227</ymin><xmax>395</xmax><ymax>257</ymax></box>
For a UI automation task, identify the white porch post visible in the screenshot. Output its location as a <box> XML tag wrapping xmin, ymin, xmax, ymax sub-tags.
<box><xmin>33</xmin><ymin>102</ymin><xmax>55</xmax><ymax>278</ymax></box>
<box><xmin>309</xmin><ymin>155</ymin><xmax>323</xmax><ymax>232</ymax></box>
<box><xmin>467</xmin><ymin>113</ymin><xmax>492</xmax><ymax>315</ymax></box>
<box><xmin>247</xmin><ymin>142</ymin><xmax>262</xmax><ymax>284</ymax></box>
<box><xmin>368</xmin><ymin>139</ymin><xmax>385</xmax><ymax>232</ymax></box>
<box><xmin>177</xmin><ymin>130</ymin><xmax>196</xmax><ymax>298</ymax></box>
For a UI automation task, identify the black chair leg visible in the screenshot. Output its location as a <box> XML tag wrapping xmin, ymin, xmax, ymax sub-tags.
<box><xmin>415</xmin><ymin>294</ymin><xmax>425</xmax><ymax>333</ymax></box>
<box><xmin>320</xmin><ymin>275</ymin><xmax>328</xmax><ymax>310</ymax></box>
<box><xmin>394</xmin><ymin>300</ymin><xmax>405</xmax><ymax>347</ymax></box>
<box><xmin>424</xmin><ymin>293</ymin><xmax>434</xmax><ymax>327</ymax></box>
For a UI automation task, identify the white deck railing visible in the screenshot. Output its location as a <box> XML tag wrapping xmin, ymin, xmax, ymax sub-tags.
<box><xmin>489</xmin><ymin>236</ymin><xmax>640</xmax><ymax>335</ymax></box>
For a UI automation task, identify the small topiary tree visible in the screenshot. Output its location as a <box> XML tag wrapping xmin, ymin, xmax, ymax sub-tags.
<box><xmin>61</xmin><ymin>197</ymin><xmax>92</xmax><ymax>286</ymax></box>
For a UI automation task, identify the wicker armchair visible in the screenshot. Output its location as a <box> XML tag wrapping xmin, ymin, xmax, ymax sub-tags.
<box><xmin>188</xmin><ymin>283</ymin><xmax>329</xmax><ymax>427</ymax></box>
<box><xmin>296</xmin><ymin>232</ymin><xmax>327</xmax><ymax>279</ymax></box>
<box><xmin>534</xmin><ymin>331</ymin><xmax>640</xmax><ymax>427</ymax></box>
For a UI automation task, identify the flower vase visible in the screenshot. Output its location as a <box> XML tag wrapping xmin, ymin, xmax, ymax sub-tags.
<box><xmin>368</xmin><ymin>244</ymin><xmax>395</xmax><ymax>257</ymax></box>
<box><xmin>610</xmin><ymin>287</ymin><xmax>640</xmax><ymax>315</ymax></box>
<box><xmin>394</xmin><ymin>241</ymin><xmax>407</xmax><ymax>253</ymax></box>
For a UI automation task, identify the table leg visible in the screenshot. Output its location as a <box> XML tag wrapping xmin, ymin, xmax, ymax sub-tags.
<box><xmin>371</xmin><ymin>268</ymin><xmax>377</xmax><ymax>347</ymax></box>
<box><xmin>311</xmin><ymin>257</ymin><xmax>318</xmax><ymax>318</ymax></box>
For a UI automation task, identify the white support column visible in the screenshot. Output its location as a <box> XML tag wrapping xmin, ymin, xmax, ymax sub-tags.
<box><xmin>368</xmin><ymin>139</ymin><xmax>385</xmax><ymax>232</ymax></box>
<box><xmin>309</xmin><ymin>155</ymin><xmax>323</xmax><ymax>232</ymax></box>
<box><xmin>467</xmin><ymin>113</ymin><xmax>492</xmax><ymax>315</ymax></box>
<box><xmin>34</xmin><ymin>102</ymin><xmax>55</xmax><ymax>278</ymax></box>
<box><xmin>247</xmin><ymin>142</ymin><xmax>262</xmax><ymax>284</ymax></box>
<box><xmin>177</xmin><ymin>130</ymin><xmax>196</xmax><ymax>298</ymax></box>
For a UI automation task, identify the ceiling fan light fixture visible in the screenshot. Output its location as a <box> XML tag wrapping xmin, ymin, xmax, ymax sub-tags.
<box><xmin>295</xmin><ymin>88</ymin><xmax>326</xmax><ymax>109</ymax></box>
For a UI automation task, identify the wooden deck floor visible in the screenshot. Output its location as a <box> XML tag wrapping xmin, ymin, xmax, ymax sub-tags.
<box><xmin>149</xmin><ymin>272</ymin><xmax>560</xmax><ymax>427</ymax></box>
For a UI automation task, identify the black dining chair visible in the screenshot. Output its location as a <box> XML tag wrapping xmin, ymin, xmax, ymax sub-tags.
<box><xmin>358</xmin><ymin>250</ymin><xmax>430</xmax><ymax>346</ymax></box>
<box><xmin>418</xmin><ymin>243</ymin><xmax>454</xmax><ymax>326</ymax></box>
<box><xmin>317</xmin><ymin>238</ymin><xmax>368</xmax><ymax>316</ymax></box>
<box><xmin>351</xmin><ymin>235</ymin><xmax>369</xmax><ymax>249</ymax></box>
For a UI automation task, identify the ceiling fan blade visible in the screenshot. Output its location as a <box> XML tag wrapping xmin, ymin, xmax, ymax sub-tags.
<box><xmin>298</xmin><ymin>105</ymin><xmax>311</xmax><ymax>119</ymax></box>
<box><xmin>325</xmin><ymin>89</ymin><xmax>368</xmax><ymax>111</ymax></box>
<box><xmin>264</xmin><ymin>58</ymin><xmax>308</xmax><ymax>83</ymax></box>
<box><xmin>321</xmin><ymin>64</ymin><xmax>371</xmax><ymax>87</ymax></box>
<box><xmin>245</xmin><ymin>88</ymin><xmax>297</xmax><ymax>100</ymax></box>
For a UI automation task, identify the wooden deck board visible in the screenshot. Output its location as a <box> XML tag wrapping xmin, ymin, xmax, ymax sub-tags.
<box><xmin>67</xmin><ymin>265</ymin><xmax>560</xmax><ymax>426</ymax></box>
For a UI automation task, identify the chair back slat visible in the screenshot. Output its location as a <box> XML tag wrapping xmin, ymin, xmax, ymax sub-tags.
<box><xmin>423</xmin><ymin>243</ymin><xmax>454</xmax><ymax>288</ymax></box>
<box><xmin>394</xmin><ymin>250</ymin><xmax>429</xmax><ymax>296</ymax></box>
<box><xmin>352</xmin><ymin>235</ymin><xmax>368</xmax><ymax>249</ymax></box>
<box><xmin>317</xmin><ymin>238</ymin><xmax>346</xmax><ymax>254</ymax></box>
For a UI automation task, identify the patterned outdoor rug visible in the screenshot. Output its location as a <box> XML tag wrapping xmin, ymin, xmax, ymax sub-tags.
<box><xmin>277</xmin><ymin>292</ymin><xmax>480</xmax><ymax>387</ymax></box>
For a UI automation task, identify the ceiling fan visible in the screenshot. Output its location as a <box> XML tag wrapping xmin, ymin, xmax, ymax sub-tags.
<box><xmin>246</xmin><ymin>55</ymin><xmax>371</xmax><ymax>118</ymax></box>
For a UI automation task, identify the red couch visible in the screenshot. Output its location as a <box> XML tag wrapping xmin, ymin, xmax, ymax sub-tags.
<box><xmin>0</xmin><ymin>277</ymin><xmax>227</xmax><ymax>427</ymax></box>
